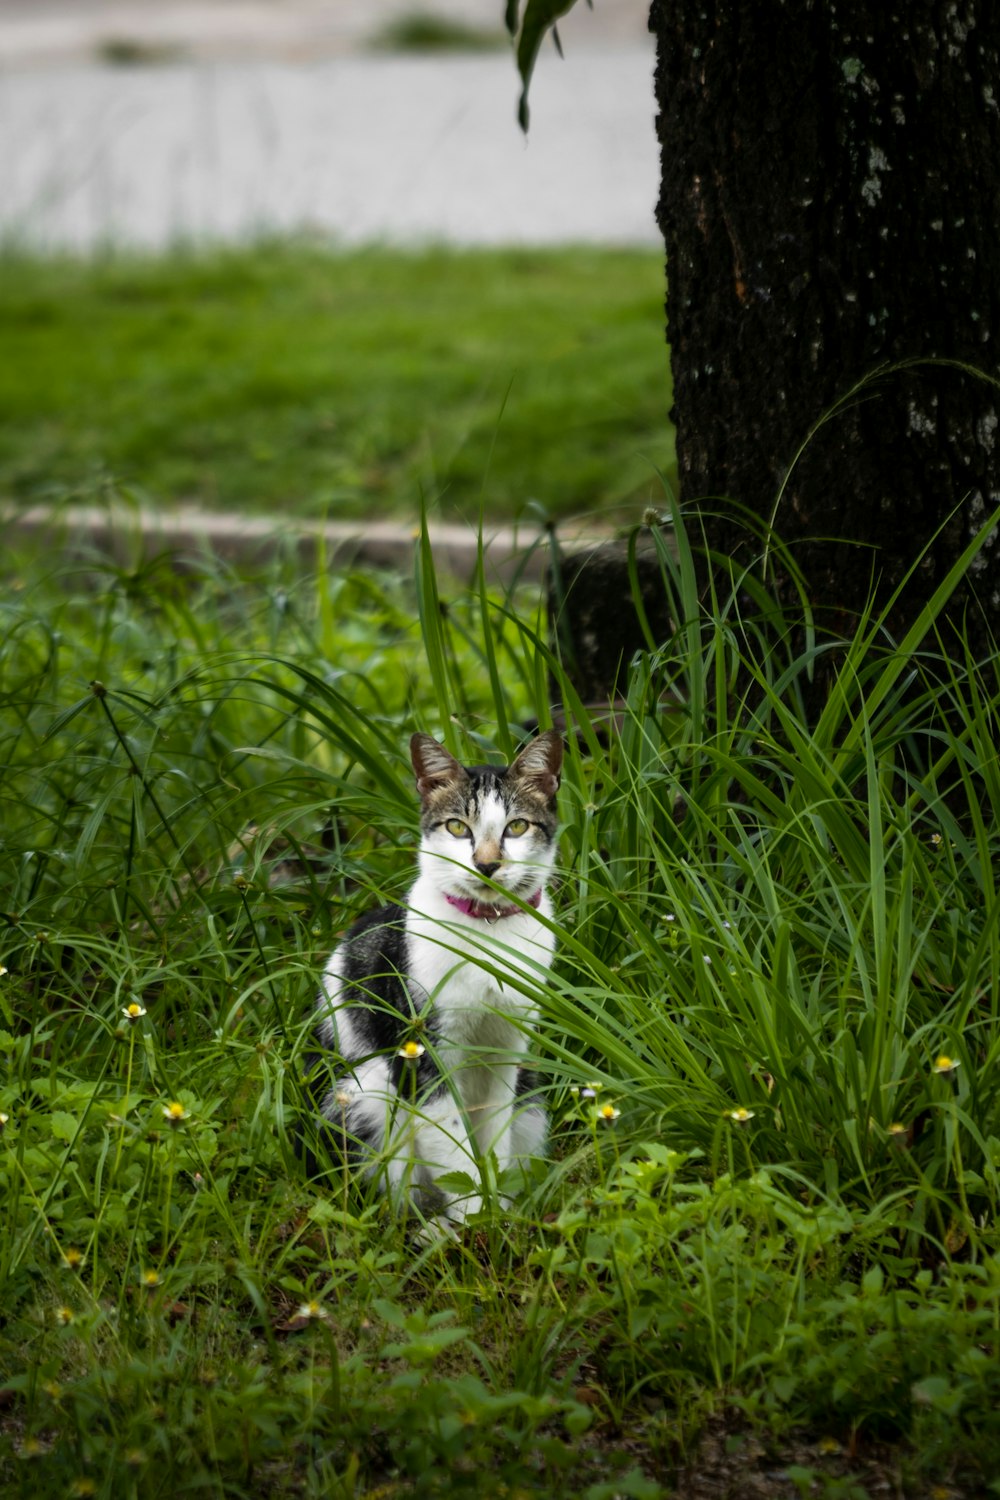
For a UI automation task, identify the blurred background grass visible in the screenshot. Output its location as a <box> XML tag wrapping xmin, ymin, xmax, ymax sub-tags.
<box><xmin>0</xmin><ymin>243</ymin><xmax>674</xmax><ymax>525</ymax></box>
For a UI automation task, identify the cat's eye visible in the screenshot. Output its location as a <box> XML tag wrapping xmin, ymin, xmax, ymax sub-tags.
<box><xmin>444</xmin><ymin>818</ymin><xmax>469</xmax><ymax>838</ymax></box>
<box><xmin>505</xmin><ymin>818</ymin><xmax>530</xmax><ymax>837</ymax></box>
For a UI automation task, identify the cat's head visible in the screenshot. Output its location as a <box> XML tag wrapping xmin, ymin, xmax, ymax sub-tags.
<box><xmin>410</xmin><ymin>732</ymin><xmax>563</xmax><ymax>908</ymax></box>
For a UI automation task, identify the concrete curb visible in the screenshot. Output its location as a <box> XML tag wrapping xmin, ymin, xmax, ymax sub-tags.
<box><xmin>5</xmin><ymin>501</ymin><xmax>611</xmax><ymax>583</ymax></box>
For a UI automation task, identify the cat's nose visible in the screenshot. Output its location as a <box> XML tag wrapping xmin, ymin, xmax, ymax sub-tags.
<box><xmin>475</xmin><ymin>860</ymin><xmax>502</xmax><ymax>879</ymax></box>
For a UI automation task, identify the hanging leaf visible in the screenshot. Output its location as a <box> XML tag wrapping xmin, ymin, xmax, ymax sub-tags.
<box><xmin>511</xmin><ymin>0</ymin><xmax>583</xmax><ymax>132</ymax></box>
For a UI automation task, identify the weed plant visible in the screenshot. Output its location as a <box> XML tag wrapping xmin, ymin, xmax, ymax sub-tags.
<box><xmin>1</xmin><ymin>507</ymin><xmax>998</xmax><ymax>1498</ymax></box>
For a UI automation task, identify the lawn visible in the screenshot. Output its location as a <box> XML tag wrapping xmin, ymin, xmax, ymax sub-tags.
<box><xmin>1</xmin><ymin>508</ymin><xmax>998</xmax><ymax>1497</ymax></box>
<box><xmin>0</xmin><ymin>243</ymin><xmax>674</xmax><ymax>526</ymax></box>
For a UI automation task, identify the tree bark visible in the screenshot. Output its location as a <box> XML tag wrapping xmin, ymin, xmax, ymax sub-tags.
<box><xmin>650</xmin><ymin>0</ymin><xmax>1000</xmax><ymax>654</ymax></box>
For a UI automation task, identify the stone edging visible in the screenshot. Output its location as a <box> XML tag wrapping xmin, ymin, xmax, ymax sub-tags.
<box><xmin>5</xmin><ymin>501</ymin><xmax>611</xmax><ymax>583</ymax></box>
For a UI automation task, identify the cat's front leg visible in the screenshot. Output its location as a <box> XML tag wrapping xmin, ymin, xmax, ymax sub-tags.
<box><xmin>409</xmin><ymin>1093</ymin><xmax>484</xmax><ymax>1236</ymax></box>
<box><xmin>469</xmin><ymin>1063</ymin><xmax>546</xmax><ymax>1174</ymax></box>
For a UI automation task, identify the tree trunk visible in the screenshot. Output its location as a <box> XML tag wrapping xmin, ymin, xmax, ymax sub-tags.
<box><xmin>650</xmin><ymin>0</ymin><xmax>1000</xmax><ymax>655</ymax></box>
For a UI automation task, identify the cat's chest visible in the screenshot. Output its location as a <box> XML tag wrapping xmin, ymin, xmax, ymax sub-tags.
<box><xmin>405</xmin><ymin>909</ymin><xmax>550</xmax><ymax>1036</ymax></box>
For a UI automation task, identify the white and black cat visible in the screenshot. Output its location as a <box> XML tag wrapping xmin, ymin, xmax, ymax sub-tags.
<box><xmin>310</xmin><ymin>730</ymin><xmax>563</xmax><ymax>1236</ymax></box>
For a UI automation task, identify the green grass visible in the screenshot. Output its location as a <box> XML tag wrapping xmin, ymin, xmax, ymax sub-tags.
<box><xmin>0</xmin><ymin>243</ymin><xmax>674</xmax><ymax>526</ymax></box>
<box><xmin>1</xmin><ymin>506</ymin><xmax>999</xmax><ymax>1497</ymax></box>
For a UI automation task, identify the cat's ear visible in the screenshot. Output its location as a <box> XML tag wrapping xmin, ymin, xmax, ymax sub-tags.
<box><xmin>410</xmin><ymin>733</ymin><xmax>467</xmax><ymax>796</ymax></box>
<box><xmin>509</xmin><ymin>730</ymin><xmax>563</xmax><ymax>799</ymax></box>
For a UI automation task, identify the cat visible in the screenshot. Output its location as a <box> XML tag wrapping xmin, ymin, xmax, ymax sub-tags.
<box><xmin>310</xmin><ymin>729</ymin><xmax>563</xmax><ymax>1237</ymax></box>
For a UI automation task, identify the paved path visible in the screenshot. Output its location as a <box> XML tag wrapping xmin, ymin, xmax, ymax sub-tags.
<box><xmin>0</xmin><ymin>1</ymin><xmax>659</xmax><ymax>252</ymax></box>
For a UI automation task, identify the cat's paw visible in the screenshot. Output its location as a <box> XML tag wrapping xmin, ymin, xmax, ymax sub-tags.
<box><xmin>411</xmin><ymin>1213</ymin><xmax>462</xmax><ymax>1249</ymax></box>
<box><xmin>409</xmin><ymin>1189</ymin><xmax>484</xmax><ymax>1246</ymax></box>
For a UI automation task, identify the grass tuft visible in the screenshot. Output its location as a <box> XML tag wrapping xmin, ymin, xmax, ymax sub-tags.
<box><xmin>368</xmin><ymin>12</ymin><xmax>509</xmax><ymax>53</ymax></box>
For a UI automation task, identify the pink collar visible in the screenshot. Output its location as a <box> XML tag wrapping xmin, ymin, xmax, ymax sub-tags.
<box><xmin>444</xmin><ymin>888</ymin><xmax>542</xmax><ymax>921</ymax></box>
